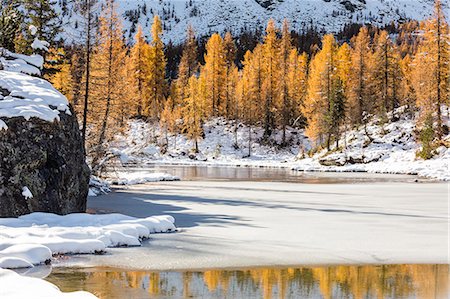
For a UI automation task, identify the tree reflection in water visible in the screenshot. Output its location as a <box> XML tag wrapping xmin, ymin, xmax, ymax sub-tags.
<box><xmin>46</xmin><ymin>264</ymin><xmax>449</xmax><ymax>299</ymax></box>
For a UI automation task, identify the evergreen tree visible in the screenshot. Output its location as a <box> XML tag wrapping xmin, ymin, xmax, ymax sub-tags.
<box><xmin>23</xmin><ymin>0</ymin><xmax>61</xmax><ymax>47</ymax></box>
<box><xmin>0</xmin><ymin>0</ymin><xmax>23</xmax><ymax>51</ymax></box>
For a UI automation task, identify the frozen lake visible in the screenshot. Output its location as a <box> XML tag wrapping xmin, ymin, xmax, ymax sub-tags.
<box><xmin>61</xmin><ymin>166</ymin><xmax>448</xmax><ymax>270</ymax></box>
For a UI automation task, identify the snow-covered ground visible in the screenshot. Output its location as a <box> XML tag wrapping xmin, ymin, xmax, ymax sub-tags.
<box><xmin>0</xmin><ymin>212</ymin><xmax>176</xmax><ymax>298</ymax></box>
<box><xmin>0</xmin><ymin>268</ymin><xmax>97</xmax><ymax>299</ymax></box>
<box><xmin>110</xmin><ymin>113</ymin><xmax>450</xmax><ymax>181</ymax></box>
<box><xmin>66</xmin><ymin>179</ymin><xmax>448</xmax><ymax>270</ymax></box>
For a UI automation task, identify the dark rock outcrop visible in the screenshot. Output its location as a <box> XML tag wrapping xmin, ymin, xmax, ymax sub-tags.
<box><xmin>0</xmin><ymin>107</ymin><xmax>90</xmax><ymax>217</ymax></box>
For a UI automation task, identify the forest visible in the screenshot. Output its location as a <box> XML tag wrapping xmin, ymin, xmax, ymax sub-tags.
<box><xmin>1</xmin><ymin>0</ymin><xmax>449</xmax><ymax>171</ymax></box>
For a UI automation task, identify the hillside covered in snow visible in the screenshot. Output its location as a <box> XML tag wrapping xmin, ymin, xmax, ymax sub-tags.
<box><xmin>57</xmin><ymin>0</ymin><xmax>445</xmax><ymax>43</ymax></box>
<box><xmin>109</xmin><ymin>108</ymin><xmax>450</xmax><ymax>181</ymax></box>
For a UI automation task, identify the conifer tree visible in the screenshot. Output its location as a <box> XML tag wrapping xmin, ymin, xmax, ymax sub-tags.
<box><xmin>129</xmin><ymin>25</ymin><xmax>151</xmax><ymax>116</ymax></box>
<box><xmin>89</xmin><ymin>0</ymin><xmax>127</xmax><ymax>168</ymax></box>
<box><xmin>23</xmin><ymin>0</ymin><xmax>61</xmax><ymax>48</ymax></box>
<box><xmin>348</xmin><ymin>27</ymin><xmax>372</xmax><ymax>126</ymax></box>
<box><xmin>0</xmin><ymin>0</ymin><xmax>23</xmax><ymax>51</ymax></box>
<box><xmin>279</xmin><ymin>19</ymin><xmax>293</xmax><ymax>145</ymax></box>
<box><xmin>176</xmin><ymin>25</ymin><xmax>198</xmax><ymax>107</ymax></box>
<box><xmin>262</xmin><ymin>19</ymin><xmax>280</xmax><ymax>139</ymax></box>
<box><xmin>203</xmin><ymin>33</ymin><xmax>226</xmax><ymax>116</ymax></box>
<box><xmin>413</xmin><ymin>0</ymin><xmax>449</xmax><ymax>140</ymax></box>
<box><xmin>183</xmin><ymin>75</ymin><xmax>205</xmax><ymax>152</ymax></box>
<box><xmin>287</xmin><ymin>50</ymin><xmax>308</xmax><ymax>128</ymax></box>
<box><xmin>145</xmin><ymin>15</ymin><xmax>167</xmax><ymax>120</ymax></box>
<box><xmin>223</xmin><ymin>32</ymin><xmax>237</xmax><ymax>117</ymax></box>
<box><xmin>45</xmin><ymin>48</ymin><xmax>73</xmax><ymax>102</ymax></box>
<box><xmin>303</xmin><ymin>34</ymin><xmax>339</xmax><ymax>149</ymax></box>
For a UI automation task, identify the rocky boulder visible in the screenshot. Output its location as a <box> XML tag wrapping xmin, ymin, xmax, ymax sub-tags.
<box><xmin>0</xmin><ymin>108</ymin><xmax>90</xmax><ymax>217</ymax></box>
<box><xmin>0</xmin><ymin>51</ymin><xmax>90</xmax><ymax>217</ymax></box>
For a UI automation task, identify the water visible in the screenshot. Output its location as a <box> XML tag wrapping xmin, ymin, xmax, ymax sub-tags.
<box><xmin>45</xmin><ymin>264</ymin><xmax>449</xmax><ymax>299</ymax></box>
<box><xmin>111</xmin><ymin>165</ymin><xmax>421</xmax><ymax>184</ymax></box>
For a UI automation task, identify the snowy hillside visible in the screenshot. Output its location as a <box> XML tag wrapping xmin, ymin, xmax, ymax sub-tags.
<box><xmin>108</xmin><ymin>109</ymin><xmax>450</xmax><ymax>181</ymax></box>
<box><xmin>58</xmin><ymin>0</ymin><xmax>444</xmax><ymax>43</ymax></box>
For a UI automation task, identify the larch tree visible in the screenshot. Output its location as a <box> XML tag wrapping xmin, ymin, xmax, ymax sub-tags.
<box><xmin>348</xmin><ymin>27</ymin><xmax>372</xmax><ymax>126</ymax></box>
<box><xmin>223</xmin><ymin>31</ymin><xmax>237</xmax><ymax>118</ymax></box>
<box><xmin>262</xmin><ymin>19</ymin><xmax>280</xmax><ymax>139</ymax></box>
<box><xmin>238</xmin><ymin>52</ymin><xmax>253</xmax><ymax>156</ymax></box>
<box><xmin>413</xmin><ymin>0</ymin><xmax>449</xmax><ymax>141</ymax></box>
<box><xmin>287</xmin><ymin>50</ymin><xmax>308</xmax><ymax>129</ymax></box>
<box><xmin>74</xmin><ymin>0</ymin><xmax>99</xmax><ymax>146</ymax></box>
<box><xmin>89</xmin><ymin>0</ymin><xmax>127</xmax><ymax>169</ymax></box>
<box><xmin>372</xmin><ymin>30</ymin><xmax>401</xmax><ymax>121</ymax></box>
<box><xmin>303</xmin><ymin>34</ymin><xmax>339</xmax><ymax>149</ymax></box>
<box><xmin>183</xmin><ymin>75</ymin><xmax>206</xmax><ymax>153</ymax></box>
<box><xmin>279</xmin><ymin>19</ymin><xmax>293</xmax><ymax>145</ymax></box>
<box><xmin>45</xmin><ymin>48</ymin><xmax>74</xmax><ymax>102</ymax></box>
<box><xmin>176</xmin><ymin>24</ymin><xmax>198</xmax><ymax>108</ymax></box>
<box><xmin>203</xmin><ymin>33</ymin><xmax>226</xmax><ymax>116</ymax></box>
<box><xmin>145</xmin><ymin>15</ymin><xmax>167</xmax><ymax>120</ymax></box>
<box><xmin>129</xmin><ymin>25</ymin><xmax>150</xmax><ymax>117</ymax></box>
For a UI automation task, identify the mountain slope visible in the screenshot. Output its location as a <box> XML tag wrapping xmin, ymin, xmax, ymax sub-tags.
<box><xmin>57</xmin><ymin>0</ymin><xmax>444</xmax><ymax>43</ymax></box>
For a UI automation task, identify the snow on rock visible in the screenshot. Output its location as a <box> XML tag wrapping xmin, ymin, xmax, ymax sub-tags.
<box><xmin>293</xmin><ymin>111</ymin><xmax>450</xmax><ymax>181</ymax></box>
<box><xmin>0</xmin><ymin>70</ymin><xmax>70</xmax><ymax>124</ymax></box>
<box><xmin>108</xmin><ymin>171</ymin><xmax>180</xmax><ymax>185</ymax></box>
<box><xmin>88</xmin><ymin>176</ymin><xmax>111</xmax><ymax>196</ymax></box>
<box><xmin>0</xmin><ymin>212</ymin><xmax>177</xmax><ymax>268</ymax></box>
<box><xmin>31</xmin><ymin>38</ymin><xmax>50</xmax><ymax>51</ymax></box>
<box><xmin>0</xmin><ymin>119</ymin><xmax>7</xmax><ymax>130</ymax></box>
<box><xmin>21</xmin><ymin>186</ymin><xmax>33</xmax><ymax>199</ymax></box>
<box><xmin>0</xmin><ymin>244</ymin><xmax>51</xmax><ymax>268</ymax></box>
<box><xmin>0</xmin><ymin>48</ymin><xmax>44</xmax><ymax>76</ymax></box>
<box><xmin>29</xmin><ymin>25</ymin><xmax>38</xmax><ymax>36</ymax></box>
<box><xmin>0</xmin><ymin>268</ymin><xmax>98</xmax><ymax>299</ymax></box>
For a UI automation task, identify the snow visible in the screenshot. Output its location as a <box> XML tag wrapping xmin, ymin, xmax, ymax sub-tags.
<box><xmin>76</xmin><ymin>179</ymin><xmax>448</xmax><ymax>270</ymax></box>
<box><xmin>0</xmin><ymin>268</ymin><xmax>98</xmax><ymax>299</ymax></box>
<box><xmin>0</xmin><ymin>49</ymin><xmax>44</xmax><ymax>76</ymax></box>
<box><xmin>21</xmin><ymin>186</ymin><xmax>33</xmax><ymax>199</ymax></box>
<box><xmin>0</xmin><ymin>119</ymin><xmax>7</xmax><ymax>130</ymax></box>
<box><xmin>107</xmin><ymin>171</ymin><xmax>180</xmax><ymax>185</ymax></box>
<box><xmin>31</xmin><ymin>38</ymin><xmax>50</xmax><ymax>52</ymax></box>
<box><xmin>88</xmin><ymin>176</ymin><xmax>111</xmax><ymax>196</ymax></box>
<box><xmin>110</xmin><ymin>112</ymin><xmax>450</xmax><ymax>181</ymax></box>
<box><xmin>0</xmin><ymin>70</ymin><xmax>71</xmax><ymax>124</ymax></box>
<box><xmin>0</xmin><ymin>212</ymin><xmax>177</xmax><ymax>268</ymax></box>
<box><xmin>293</xmin><ymin>111</ymin><xmax>450</xmax><ymax>181</ymax></box>
<box><xmin>57</xmin><ymin>0</ymin><xmax>447</xmax><ymax>44</ymax></box>
<box><xmin>29</xmin><ymin>25</ymin><xmax>37</xmax><ymax>36</ymax></box>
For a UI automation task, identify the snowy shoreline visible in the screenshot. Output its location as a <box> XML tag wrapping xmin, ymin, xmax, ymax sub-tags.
<box><xmin>0</xmin><ymin>212</ymin><xmax>177</xmax><ymax>298</ymax></box>
<box><xmin>111</xmin><ymin>116</ymin><xmax>450</xmax><ymax>181</ymax></box>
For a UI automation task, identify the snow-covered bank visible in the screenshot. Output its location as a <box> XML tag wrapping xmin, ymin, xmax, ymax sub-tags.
<box><xmin>106</xmin><ymin>171</ymin><xmax>180</xmax><ymax>185</ymax></box>
<box><xmin>110</xmin><ymin>115</ymin><xmax>450</xmax><ymax>181</ymax></box>
<box><xmin>0</xmin><ymin>212</ymin><xmax>176</xmax><ymax>268</ymax></box>
<box><xmin>0</xmin><ymin>268</ymin><xmax>97</xmax><ymax>299</ymax></box>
